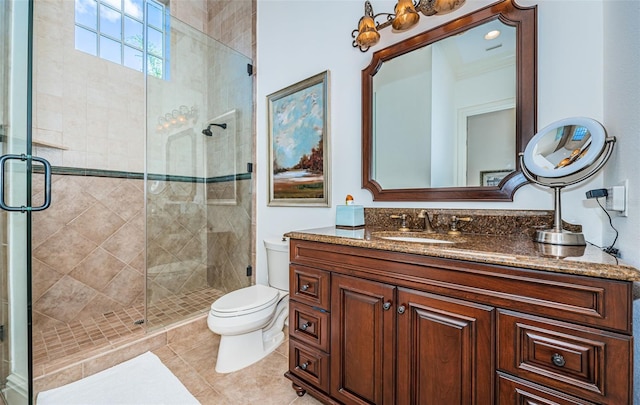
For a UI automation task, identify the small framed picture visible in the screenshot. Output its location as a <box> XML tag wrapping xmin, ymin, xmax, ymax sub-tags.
<box><xmin>480</xmin><ymin>169</ymin><xmax>513</xmax><ymax>187</ymax></box>
<box><xmin>267</xmin><ymin>71</ymin><xmax>330</xmax><ymax>207</ymax></box>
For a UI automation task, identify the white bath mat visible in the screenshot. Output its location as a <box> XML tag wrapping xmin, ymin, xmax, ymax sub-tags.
<box><xmin>37</xmin><ymin>351</ymin><xmax>200</xmax><ymax>405</ymax></box>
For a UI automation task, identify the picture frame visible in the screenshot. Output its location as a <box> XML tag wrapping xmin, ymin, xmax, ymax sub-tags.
<box><xmin>480</xmin><ymin>169</ymin><xmax>513</xmax><ymax>187</ymax></box>
<box><xmin>267</xmin><ymin>71</ymin><xmax>330</xmax><ymax>207</ymax></box>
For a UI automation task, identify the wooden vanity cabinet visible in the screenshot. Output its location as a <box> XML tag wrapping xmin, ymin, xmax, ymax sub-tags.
<box><xmin>285</xmin><ymin>239</ymin><xmax>633</xmax><ymax>405</ymax></box>
<box><xmin>395</xmin><ymin>288</ymin><xmax>494</xmax><ymax>404</ymax></box>
<box><xmin>288</xmin><ymin>264</ymin><xmax>332</xmax><ymax>397</ymax></box>
<box><xmin>330</xmin><ymin>274</ymin><xmax>395</xmax><ymax>404</ymax></box>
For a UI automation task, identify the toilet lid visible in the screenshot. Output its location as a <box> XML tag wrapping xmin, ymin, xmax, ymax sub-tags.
<box><xmin>211</xmin><ymin>284</ymin><xmax>279</xmax><ymax>315</ymax></box>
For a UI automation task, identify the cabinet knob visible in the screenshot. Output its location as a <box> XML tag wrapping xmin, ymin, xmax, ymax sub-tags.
<box><xmin>397</xmin><ymin>305</ymin><xmax>406</xmax><ymax>314</ymax></box>
<box><xmin>300</xmin><ymin>322</ymin><xmax>311</xmax><ymax>331</ymax></box>
<box><xmin>300</xmin><ymin>284</ymin><xmax>310</xmax><ymax>291</ymax></box>
<box><xmin>299</xmin><ymin>362</ymin><xmax>309</xmax><ymax>370</ymax></box>
<box><xmin>382</xmin><ymin>302</ymin><xmax>392</xmax><ymax>311</ymax></box>
<box><xmin>551</xmin><ymin>353</ymin><xmax>566</xmax><ymax>367</ymax></box>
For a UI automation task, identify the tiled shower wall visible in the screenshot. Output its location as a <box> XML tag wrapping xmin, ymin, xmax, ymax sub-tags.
<box><xmin>33</xmin><ymin>174</ymin><xmax>252</xmax><ymax>332</ymax></box>
<box><xmin>146</xmin><ymin>178</ymin><xmax>252</xmax><ymax>305</ymax></box>
<box><xmin>205</xmin><ymin>179</ymin><xmax>252</xmax><ymax>292</ymax></box>
<box><xmin>32</xmin><ymin>175</ymin><xmax>145</xmax><ymax>334</ymax></box>
<box><xmin>206</xmin><ymin>0</ymin><xmax>257</xmax><ymax>276</ymax></box>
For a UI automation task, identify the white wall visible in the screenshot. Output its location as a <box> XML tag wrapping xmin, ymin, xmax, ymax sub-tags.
<box><xmin>602</xmin><ymin>1</ymin><xmax>640</xmax><ymax>269</ymax></box>
<box><xmin>255</xmin><ymin>0</ymin><xmax>611</xmax><ymax>284</ymax></box>
<box><xmin>601</xmin><ymin>1</ymin><xmax>640</xmax><ymax>402</ymax></box>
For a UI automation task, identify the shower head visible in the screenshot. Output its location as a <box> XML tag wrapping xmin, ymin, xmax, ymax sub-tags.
<box><xmin>202</xmin><ymin>122</ymin><xmax>227</xmax><ymax>136</ymax></box>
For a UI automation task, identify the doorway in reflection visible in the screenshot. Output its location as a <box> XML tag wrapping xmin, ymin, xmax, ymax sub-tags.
<box><xmin>465</xmin><ymin>108</ymin><xmax>515</xmax><ymax>186</ymax></box>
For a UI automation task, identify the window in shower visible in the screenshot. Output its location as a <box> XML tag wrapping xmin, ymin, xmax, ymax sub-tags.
<box><xmin>74</xmin><ymin>0</ymin><xmax>169</xmax><ymax>79</ymax></box>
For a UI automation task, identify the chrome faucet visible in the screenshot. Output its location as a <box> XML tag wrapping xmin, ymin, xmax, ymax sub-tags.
<box><xmin>417</xmin><ymin>210</ymin><xmax>435</xmax><ymax>233</ymax></box>
<box><xmin>390</xmin><ymin>214</ymin><xmax>410</xmax><ymax>232</ymax></box>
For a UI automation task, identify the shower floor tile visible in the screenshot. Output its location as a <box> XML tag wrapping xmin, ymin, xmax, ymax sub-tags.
<box><xmin>33</xmin><ymin>287</ymin><xmax>224</xmax><ymax>376</ymax></box>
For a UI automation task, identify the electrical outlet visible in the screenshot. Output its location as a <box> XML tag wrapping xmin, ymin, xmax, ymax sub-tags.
<box><xmin>605</xmin><ymin>179</ymin><xmax>628</xmax><ymax>216</ymax></box>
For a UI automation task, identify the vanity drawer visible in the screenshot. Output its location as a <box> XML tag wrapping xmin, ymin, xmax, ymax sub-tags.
<box><xmin>497</xmin><ymin>372</ymin><xmax>597</xmax><ymax>405</ymax></box>
<box><xmin>289</xmin><ymin>338</ymin><xmax>330</xmax><ymax>393</ymax></box>
<box><xmin>289</xmin><ymin>301</ymin><xmax>330</xmax><ymax>352</ymax></box>
<box><xmin>290</xmin><ymin>264</ymin><xmax>331</xmax><ymax>310</ymax></box>
<box><xmin>497</xmin><ymin>310</ymin><xmax>632</xmax><ymax>404</ymax></box>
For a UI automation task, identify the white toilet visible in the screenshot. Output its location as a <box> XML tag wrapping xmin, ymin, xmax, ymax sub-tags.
<box><xmin>207</xmin><ymin>237</ymin><xmax>289</xmax><ymax>373</ymax></box>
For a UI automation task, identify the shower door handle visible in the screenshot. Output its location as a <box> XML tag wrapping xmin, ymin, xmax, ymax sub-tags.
<box><xmin>0</xmin><ymin>154</ymin><xmax>52</xmax><ymax>212</ymax></box>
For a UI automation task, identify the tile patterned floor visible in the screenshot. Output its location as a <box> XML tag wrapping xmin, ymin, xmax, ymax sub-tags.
<box><xmin>156</xmin><ymin>329</ymin><xmax>323</xmax><ymax>405</ymax></box>
<box><xmin>32</xmin><ymin>285</ymin><xmax>322</xmax><ymax>404</ymax></box>
<box><xmin>33</xmin><ymin>287</ymin><xmax>223</xmax><ymax>373</ymax></box>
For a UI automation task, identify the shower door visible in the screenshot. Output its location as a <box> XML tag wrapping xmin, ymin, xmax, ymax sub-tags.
<box><xmin>0</xmin><ymin>0</ymin><xmax>51</xmax><ymax>403</ymax></box>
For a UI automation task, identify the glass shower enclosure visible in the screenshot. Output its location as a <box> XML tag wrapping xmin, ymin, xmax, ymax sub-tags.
<box><xmin>0</xmin><ymin>3</ymin><xmax>252</xmax><ymax>403</ymax></box>
<box><xmin>145</xmin><ymin>17</ymin><xmax>253</xmax><ymax>329</ymax></box>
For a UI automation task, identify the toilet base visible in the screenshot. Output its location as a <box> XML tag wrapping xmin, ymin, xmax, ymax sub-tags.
<box><xmin>211</xmin><ymin>294</ymin><xmax>289</xmax><ymax>374</ymax></box>
<box><xmin>215</xmin><ymin>327</ymin><xmax>285</xmax><ymax>373</ymax></box>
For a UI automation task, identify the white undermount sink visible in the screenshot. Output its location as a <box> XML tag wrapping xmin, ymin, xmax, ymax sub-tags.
<box><xmin>378</xmin><ymin>235</ymin><xmax>455</xmax><ymax>244</ymax></box>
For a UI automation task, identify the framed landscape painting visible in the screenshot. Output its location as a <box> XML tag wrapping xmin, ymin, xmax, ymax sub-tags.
<box><xmin>267</xmin><ymin>71</ymin><xmax>330</xmax><ymax>207</ymax></box>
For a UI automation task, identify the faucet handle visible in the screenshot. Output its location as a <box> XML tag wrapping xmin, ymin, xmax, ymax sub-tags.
<box><xmin>390</xmin><ymin>214</ymin><xmax>410</xmax><ymax>232</ymax></box>
<box><xmin>448</xmin><ymin>215</ymin><xmax>472</xmax><ymax>235</ymax></box>
<box><xmin>454</xmin><ymin>215</ymin><xmax>473</xmax><ymax>223</ymax></box>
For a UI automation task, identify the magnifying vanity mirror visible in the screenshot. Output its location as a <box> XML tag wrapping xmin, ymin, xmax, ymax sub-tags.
<box><xmin>520</xmin><ymin>117</ymin><xmax>616</xmax><ymax>246</ymax></box>
<box><xmin>362</xmin><ymin>0</ymin><xmax>536</xmax><ymax>201</ymax></box>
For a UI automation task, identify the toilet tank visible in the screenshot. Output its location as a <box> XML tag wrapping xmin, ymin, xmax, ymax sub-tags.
<box><xmin>264</xmin><ymin>237</ymin><xmax>289</xmax><ymax>291</ymax></box>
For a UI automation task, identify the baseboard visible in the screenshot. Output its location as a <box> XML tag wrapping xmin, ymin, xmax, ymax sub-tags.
<box><xmin>5</xmin><ymin>372</ymin><xmax>28</xmax><ymax>402</ymax></box>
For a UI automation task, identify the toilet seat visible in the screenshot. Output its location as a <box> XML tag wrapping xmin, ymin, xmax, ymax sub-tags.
<box><xmin>210</xmin><ymin>285</ymin><xmax>279</xmax><ymax>318</ymax></box>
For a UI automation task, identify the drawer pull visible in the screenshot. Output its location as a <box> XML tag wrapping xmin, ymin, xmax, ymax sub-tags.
<box><xmin>300</xmin><ymin>284</ymin><xmax>310</xmax><ymax>291</ymax></box>
<box><xmin>383</xmin><ymin>302</ymin><xmax>392</xmax><ymax>311</ymax></box>
<box><xmin>300</xmin><ymin>322</ymin><xmax>311</xmax><ymax>331</ymax></box>
<box><xmin>551</xmin><ymin>353</ymin><xmax>566</xmax><ymax>367</ymax></box>
<box><xmin>299</xmin><ymin>362</ymin><xmax>309</xmax><ymax>370</ymax></box>
<box><xmin>397</xmin><ymin>305</ymin><xmax>406</xmax><ymax>314</ymax></box>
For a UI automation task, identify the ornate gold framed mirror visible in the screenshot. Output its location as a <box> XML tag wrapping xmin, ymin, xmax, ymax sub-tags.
<box><xmin>362</xmin><ymin>0</ymin><xmax>536</xmax><ymax>201</ymax></box>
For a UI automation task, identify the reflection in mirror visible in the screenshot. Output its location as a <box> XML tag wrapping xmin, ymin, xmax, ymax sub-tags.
<box><xmin>523</xmin><ymin>121</ymin><xmax>605</xmax><ymax>179</ymax></box>
<box><xmin>531</xmin><ymin>126</ymin><xmax>591</xmax><ymax>171</ymax></box>
<box><xmin>372</xmin><ymin>19</ymin><xmax>516</xmax><ymax>189</ymax></box>
<box><xmin>467</xmin><ymin>108</ymin><xmax>515</xmax><ymax>186</ymax></box>
<box><xmin>362</xmin><ymin>0</ymin><xmax>537</xmax><ymax>201</ymax></box>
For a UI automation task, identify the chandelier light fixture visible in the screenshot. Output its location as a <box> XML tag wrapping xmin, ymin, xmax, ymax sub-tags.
<box><xmin>352</xmin><ymin>0</ymin><xmax>466</xmax><ymax>52</ymax></box>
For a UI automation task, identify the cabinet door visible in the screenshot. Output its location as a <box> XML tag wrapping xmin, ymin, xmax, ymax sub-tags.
<box><xmin>396</xmin><ymin>288</ymin><xmax>494</xmax><ymax>405</ymax></box>
<box><xmin>331</xmin><ymin>274</ymin><xmax>396</xmax><ymax>405</ymax></box>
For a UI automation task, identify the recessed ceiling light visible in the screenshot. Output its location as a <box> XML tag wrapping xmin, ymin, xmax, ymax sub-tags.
<box><xmin>484</xmin><ymin>30</ymin><xmax>501</xmax><ymax>40</ymax></box>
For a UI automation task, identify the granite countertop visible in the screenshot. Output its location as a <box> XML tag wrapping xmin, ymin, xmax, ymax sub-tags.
<box><xmin>285</xmin><ymin>226</ymin><xmax>640</xmax><ymax>282</ymax></box>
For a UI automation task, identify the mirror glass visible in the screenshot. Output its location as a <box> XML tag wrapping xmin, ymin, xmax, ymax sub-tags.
<box><xmin>373</xmin><ymin>19</ymin><xmax>516</xmax><ymax>189</ymax></box>
<box><xmin>523</xmin><ymin>117</ymin><xmax>607</xmax><ymax>179</ymax></box>
<box><xmin>362</xmin><ymin>0</ymin><xmax>536</xmax><ymax>201</ymax></box>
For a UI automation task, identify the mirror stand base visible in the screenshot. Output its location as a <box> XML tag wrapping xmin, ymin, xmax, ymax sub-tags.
<box><xmin>535</xmin><ymin>229</ymin><xmax>585</xmax><ymax>246</ymax></box>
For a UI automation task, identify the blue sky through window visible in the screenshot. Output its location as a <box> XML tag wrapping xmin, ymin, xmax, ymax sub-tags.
<box><xmin>74</xmin><ymin>0</ymin><xmax>167</xmax><ymax>78</ymax></box>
